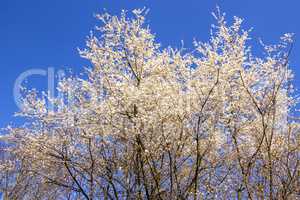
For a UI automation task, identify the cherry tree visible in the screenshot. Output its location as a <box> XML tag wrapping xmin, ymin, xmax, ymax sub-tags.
<box><xmin>1</xmin><ymin>8</ymin><xmax>299</xmax><ymax>200</ymax></box>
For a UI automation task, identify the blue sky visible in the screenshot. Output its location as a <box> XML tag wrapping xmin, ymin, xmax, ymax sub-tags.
<box><xmin>0</xmin><ymin>0</ymin><xmax>300</xmax><ymax>128</ymax></box>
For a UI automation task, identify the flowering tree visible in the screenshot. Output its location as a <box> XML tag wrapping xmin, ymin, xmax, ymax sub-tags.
<box><xmin>1</xmin><ymin>8</ymin><xmax>300</xmax><ymax>200</ymax></box>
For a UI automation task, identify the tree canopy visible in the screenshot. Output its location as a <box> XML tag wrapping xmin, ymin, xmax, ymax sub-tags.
<box><xmin>1</xmin><ymin>8</ymin><xmax>299</xmax><ymax>200</ymax></box>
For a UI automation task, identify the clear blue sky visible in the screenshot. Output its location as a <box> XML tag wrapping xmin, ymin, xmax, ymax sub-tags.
<box><xmin>0</xmin><ymin>0</ymin><xmax>300</xmax><ymax>128</ymax></box>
